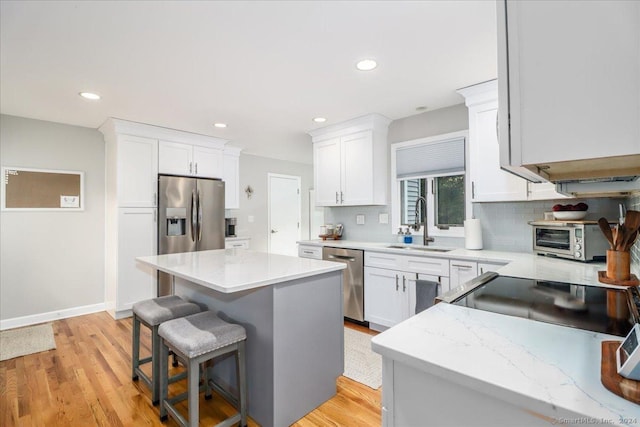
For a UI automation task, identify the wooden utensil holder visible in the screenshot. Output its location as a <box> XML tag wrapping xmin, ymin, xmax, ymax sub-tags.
<box><xmin>606</xmin><ymin>250</ymin><xmax>631</xmax><ymax>281</ymax></box>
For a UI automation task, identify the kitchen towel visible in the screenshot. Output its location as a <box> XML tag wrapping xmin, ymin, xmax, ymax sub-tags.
<box><xmin>464</xmin><ymin>218</ymin><xmax>483</xmax><ymax>250</ymax></box>
<box><xmin>415</xmin><ymin>280</ymin><xmax>439</xmax><ymax>314</ymax></box>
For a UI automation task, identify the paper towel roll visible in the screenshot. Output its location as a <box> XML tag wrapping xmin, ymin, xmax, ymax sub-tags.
<box><xmin>464</xmin><ymin>219</ymin><xmax>483</xmax><ymax>250</ymax></box>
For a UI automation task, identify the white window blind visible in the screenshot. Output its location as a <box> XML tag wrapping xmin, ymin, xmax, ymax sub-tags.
<box><xmin>396</xmin><ymin>137</ymin><xmax>465</xmax><ymax>179</ymax></box>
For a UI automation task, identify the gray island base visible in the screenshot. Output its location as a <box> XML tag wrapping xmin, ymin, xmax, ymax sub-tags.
<box><xmin>136</xmin><ymin>250</ymin><xmax>345</xmax><ymax>427</ymax></box>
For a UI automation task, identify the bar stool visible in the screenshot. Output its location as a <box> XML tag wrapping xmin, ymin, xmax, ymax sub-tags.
<box><xmin>132</xmin><ymin>295</ymin><xmax>201</xmax><ymax>405</ymax></box>
<box><xmin>158</xmin><ymin>311</ymin><xmax>247</xmax><ymax>427</ymax></box>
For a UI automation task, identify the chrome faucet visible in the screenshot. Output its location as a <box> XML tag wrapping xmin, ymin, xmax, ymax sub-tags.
<box><xmin>411</xmin><ymin>196</ymin><xmax>435</xmax><ymax>246</ymax></box>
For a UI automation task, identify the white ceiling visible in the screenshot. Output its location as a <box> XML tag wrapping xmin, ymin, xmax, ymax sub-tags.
<box><xmin>0</xmin><ymin>1</ymin><xmax>497</xmax><ymax>164</ymax></box>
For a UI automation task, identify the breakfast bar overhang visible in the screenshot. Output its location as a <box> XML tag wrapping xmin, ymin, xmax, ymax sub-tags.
<box><xmin>136</xmin><ymin>249</ymin><xmax>346</xmax><ymax>427</ymax></box>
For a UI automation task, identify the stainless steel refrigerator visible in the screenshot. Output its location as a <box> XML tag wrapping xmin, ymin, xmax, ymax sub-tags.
<box><xmin>157</xmin><ymin>174</ymin><xmax>225</xmax><ymax>296</ymax></box>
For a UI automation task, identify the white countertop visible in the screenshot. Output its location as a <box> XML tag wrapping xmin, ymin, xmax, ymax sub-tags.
<box><xmin>225</xmin><ymin>236</ymin><xmax>251</xmax><ymax>241</ymax></box>
<box><xmin>371</xmin><ymin>303</ymin><xmax>640</xmax><ymax>425</ymax></box>
<box><xmin>137</xmin><ymin>249</ymin><xmax>345</xmax><ymax>293</ymax></box>
<box><xmin>299</xmin><ymin>239</ymin><xmax>640</xmax><ymax>423</ymax></box>
<box><xmin>297</xmin><ymin>239</ymin><xmax>636</xmax><ymax>289</ymax></box>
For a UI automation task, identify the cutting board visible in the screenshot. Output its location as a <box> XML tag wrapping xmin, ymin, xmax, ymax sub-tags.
<box><xmin>601</xmin><ymin>341</ymin><xmax>640</xmax><ymax>405</ymax></box>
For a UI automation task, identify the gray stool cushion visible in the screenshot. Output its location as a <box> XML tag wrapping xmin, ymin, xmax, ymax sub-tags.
<box><xmin>133</xmin><ymin>295</ymin><xmax>200</xmax><ymax>326</ymax></box>
<box><xmin>159</xmin><ymin>311</ymin><xmax>246</xmax><ymax>359</ymax></box>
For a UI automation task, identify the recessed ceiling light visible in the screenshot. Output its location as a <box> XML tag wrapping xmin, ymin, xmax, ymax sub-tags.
<box><xmin>356</xmin><ymin>59</ymin><xmax>377</xmax><ymax>71</ymax></box>
<box><xmin>313</xmin><ymin>117</ymin><xmax>327</xmax><ymax>123</ymax></box>
<box><xmin>213</xmin><ymin>123</ymin><xmax>227</xmax><ymax>128</ymax></box>
<box><xmin>416</xmin><ymin>106</ymin><xmax>428</xmax><ymax>111</ymax></box>
<box><xmin>79</xmin><ymin>92</ymin><xmax>100</xmax><ymax>100</ymax></box>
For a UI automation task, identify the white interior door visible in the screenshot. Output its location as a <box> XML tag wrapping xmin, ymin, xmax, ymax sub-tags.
<box><xmin>268</xmin><ymin>174</ymin><xmax>301</xmax><ymax>256</ymax></box>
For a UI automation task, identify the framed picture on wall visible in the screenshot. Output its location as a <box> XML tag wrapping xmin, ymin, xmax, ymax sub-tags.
<box><xmin>1</xmin><ymin>166</ymin><xmax>84</xmax><ymax>211</ymax></box>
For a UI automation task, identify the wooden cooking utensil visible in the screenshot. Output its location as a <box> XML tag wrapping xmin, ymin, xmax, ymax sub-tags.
<box><xmin>615</xmin><ymin>224</ymin><xmax>627</xmax><ymax>251</ymax></box>
<box><xmin>623</xmin><ymin>229</ymin><xmax>639</xmax><ymax>252</ymax></box>
<box><xmin>623</xmin><ymin>210</ymin><xmax>640</xmax><ymax>233</ymax></box>
<box><xmin>598</xmin><ymin>217</ymin><xmax>614</xmax><ymax>250</ymax></box>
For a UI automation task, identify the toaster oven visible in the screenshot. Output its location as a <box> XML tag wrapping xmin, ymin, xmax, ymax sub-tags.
<box><xmin>529</xmin><ymin>220</ymin><xmax>610</xmax><ymax>262</ymax></box>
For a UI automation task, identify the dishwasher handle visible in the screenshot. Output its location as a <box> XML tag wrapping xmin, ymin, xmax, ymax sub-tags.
<box><xmin>326</xmin><ymin>254</ymin><xmax>356</xmax><ymax>262</ymax></box>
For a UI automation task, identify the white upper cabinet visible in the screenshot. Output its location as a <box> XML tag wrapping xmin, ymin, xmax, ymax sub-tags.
<box><xmin>158</xmin><ymin>140</ymin><xmax>223</xmax><ymax>178</ymax></box>
<box><xmin>158</xmin><ymin>140</ymin><xmax>192</xmax><ymax>176</ymax></box>
<box><xmin>313</xmin><ymin>137</ymin><xmax>342</xmax><ymax>205</ymax></box>
<box><xmin>497</xmin><ymin>0</ymin><xmax>640</xmax><ymax>182</ymax></box>
<box><xmin>223</xmin><ymin>146</ymin><xmax>242</xmax><ymax>209</ymax></box>
<box><xmin>309</xmin><ymin>114</ymin><xmax>391</xmax><ymax>207</ymax></box>
<box><xmin>115</xmin><ymin>134</ymin><xmax>159</xmax><ymax>207</ymax></box>
<box><xmin>459</xmin><ymin>80</ymin><xmax>568</xmax><ymax>202</ymax></box>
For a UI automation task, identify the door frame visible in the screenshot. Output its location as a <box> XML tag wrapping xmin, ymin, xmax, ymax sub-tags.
<box><xmin>267</xmin><ymin>173</ymin><xmax>302</xmax><ymax>254</ymax></box>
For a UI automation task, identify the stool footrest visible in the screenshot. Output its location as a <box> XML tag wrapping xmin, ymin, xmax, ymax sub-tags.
<box><xmin>138</xmin><ymin>356</ymin><xmax>152</xmax><ymax>365</ymax></box>
<box><xmin>168</xmin><ymin>370</ymin><xmax>187</xmax><ymax>384</ymax></box>
<box><xmin>134</xmin><ymin>368</ymin><xmax>152</xmax><ymax>389</ymax></box>
<box><xmin>208</xmin><ymin>378</ymin><xmax>239</xmax><ymax>409</ymax></box>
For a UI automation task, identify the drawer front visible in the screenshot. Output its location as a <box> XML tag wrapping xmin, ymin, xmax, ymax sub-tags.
<box><xmin>226</xmin><ymin>239</ymin><xmax>249</xmax><ymax>249</ymax></box>
<box><xmin>298</xmin><ymin>245</ymin><xmax>322</xmax><ymax>259</ymax></box>
<box><xmin>404</xmin><ymin>255</ymin><xmax>449</xmax><ymax>276</ymax></box>
<box><xmin>365</xmin><ymin>251</ymin><xmax>403</xmax><ymax>269</ymax></box>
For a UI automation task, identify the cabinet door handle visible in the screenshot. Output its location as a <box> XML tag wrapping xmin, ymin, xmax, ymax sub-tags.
<box><xmin>395</xmin><ymin>274</ymin><xmax>399</xmax><ymax>291</ymax></box>
<box><xmin>451</xmin><ymin>264</ymin><xmax>473</xmax><ymax>269</ymax></box>
<box><xmin>302</xmin><ymin>250</ymin><xmax>314</xmax><ymax>255</ymax></box>
<box><xmin>402</xmin><ymin>275</ymin><xmax>406</xmax><ymax>292</ymax></box>
<box><xmin>195</xmin><ymin>163</ymin><xmax>198</xmax><ymax>174</ymax></box>
<box><xmin>153</xmin><ymin>192</ymin><xmax>157</xmax><ymax>206</ymax></box>
<box><xmin>336</xmin><ymin>192</ymin><xmax>339</xmax><ymax>204</ymax></box>
<box><xmin>471</xmin><ymin>181</ymin><xmax>475</xmax><ymax>199</ymax></box>
<box><xmin>189</xmin><ymin>161</ymin><xmax>193</xmax><ymax>174</ymax></box>
<box><xmin>340</xmin><ymin>191</ymin><xmax>344</xmax><ymax>204</ymax></box>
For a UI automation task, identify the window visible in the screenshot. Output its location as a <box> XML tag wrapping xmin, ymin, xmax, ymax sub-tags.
<box><xmin>399</xmin><ymin>175</ymin><xmax>465</xmax><ymax>229</ymax></box>
<box><xmin>392</xmin><ymin>131</ymin><xmax>469</xmax><ymax>239</ymax></box>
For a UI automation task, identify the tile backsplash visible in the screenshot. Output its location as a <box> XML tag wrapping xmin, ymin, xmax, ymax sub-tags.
<box><xmin>323</xmin><ymin>197</ymin><xmax>635</xmax><ymax>256</ymax></box>
<box><xmin>471</xmin><ymin>198</ymin><xmax>624</xmax><ymax>253</ymax></box>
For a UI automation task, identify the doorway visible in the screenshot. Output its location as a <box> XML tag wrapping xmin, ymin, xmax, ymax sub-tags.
<box><xmin>268</xmin><ymin>173</ymin><xmax>301</xmax><ymax>256</ymax></box>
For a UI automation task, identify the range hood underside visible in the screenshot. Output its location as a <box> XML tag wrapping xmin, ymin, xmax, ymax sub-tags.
<box><xmin>523</xmin><ymin>154</ymin><xmax>640</xmax><ymax>183</ymax></box>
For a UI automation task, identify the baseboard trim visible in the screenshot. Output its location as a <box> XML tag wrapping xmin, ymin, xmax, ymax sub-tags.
<box><xmin>0</xmin><ymin>303</ymin><xmax>106</xmax><ymax>331</ymax></box>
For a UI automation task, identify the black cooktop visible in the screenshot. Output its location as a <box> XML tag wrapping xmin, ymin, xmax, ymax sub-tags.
<box><xmin>451</xmin><ymin>275</ymin><xmax>640</xmax><ymax>337</ymax></box>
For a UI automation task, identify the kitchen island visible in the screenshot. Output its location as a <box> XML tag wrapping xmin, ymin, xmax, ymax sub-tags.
<box><xmin>372</xmin><ymin>302</ymin><xmax>640</xmax><ymax>426</ymax></box>
<box><xmin>136</xmin><ymin>249</ymin><xmax>346</xmax><ymax>427</ymax></box>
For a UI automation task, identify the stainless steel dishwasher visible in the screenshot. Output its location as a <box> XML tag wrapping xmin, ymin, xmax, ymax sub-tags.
<box><xmin>322</xmin><ymin>247</ymin><xmax>365</xmax><ymax>323</ymax></box>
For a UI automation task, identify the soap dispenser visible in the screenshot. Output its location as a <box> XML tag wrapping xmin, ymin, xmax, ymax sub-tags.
<box><xmin>397</xmin><ymin>227</ymin><xmax>405</xmax><ymax>243</ymax></box>
<box><xmin>404</xmin><ymin>228</ymin><xmax>413</xmax><ymax>244</ymax></box>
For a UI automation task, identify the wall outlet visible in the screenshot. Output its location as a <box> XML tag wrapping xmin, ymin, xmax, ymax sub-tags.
<box><xmin>378</xmin><ymin>213</ymin><xmax>389</xmax><ymax>224</ymax></box>
<box><xmin>356</xmin><ymin>214</ymin><xmax>365</xmax><ymax>225</ymax></box>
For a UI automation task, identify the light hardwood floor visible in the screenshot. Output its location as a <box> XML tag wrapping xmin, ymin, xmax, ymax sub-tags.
<box><xmin>1</xmin><ymin>312</ymin><xmax>381</xmax><ymax>426</ymax></box>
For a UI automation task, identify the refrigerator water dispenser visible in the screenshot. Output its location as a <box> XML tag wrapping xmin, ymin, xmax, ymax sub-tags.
<box><xmin>166</xmin><ymin>207</ymin><xmax>187</xmax><ymax>236</ymax></box>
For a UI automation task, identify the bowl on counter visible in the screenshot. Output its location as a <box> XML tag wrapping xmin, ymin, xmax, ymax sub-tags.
<box><xmin>552</xmin><ymin>211</ymin><xmax>588</xmax><ymax>220</ymax></box>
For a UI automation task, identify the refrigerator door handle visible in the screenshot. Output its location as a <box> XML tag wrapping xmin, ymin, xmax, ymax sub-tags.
<box><xmin>191</xmin><ymin>190</ymin><xmax>197</xmax><ymax>242</ymax></box>
<box><xmin>197</xmin><ymin>189</ymin><xmax>203</xmax><ymax>242</ymax></box>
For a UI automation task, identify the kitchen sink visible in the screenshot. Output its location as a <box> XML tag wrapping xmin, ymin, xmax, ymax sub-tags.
<box><xmin>386</xmin><ymin>245</ymin><xmax>452</xmax><ymax>253</ymax></box>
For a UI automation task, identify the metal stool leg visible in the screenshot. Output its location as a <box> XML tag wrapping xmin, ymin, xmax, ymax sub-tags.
<box><xmin>238</xmin><ymin>340</ymin><xmax>248</xmax><ymax>427</ymax></box>
<box><xmin>132</xmin><ymin>314</ymin><xmax>140</xmax><ymax>381</ymax></box>
<box><xmin>188</xmin><ymin>358</ymin><xmax>200</xmax><ymax>427</ymax></box>
<box><xmin>159</xmin><ymin>339</ymin><xmax>169</xmax><ymax>422</ymax></box>
<box><xmin>151</xmin><ymin>324</ymin><xmax>160</xmax><ymax>405</ymax></box>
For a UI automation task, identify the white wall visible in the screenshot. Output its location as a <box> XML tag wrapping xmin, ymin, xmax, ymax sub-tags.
<box><xmin>226</xmin><ymin>153</ymin><xmax>313</xmax><ymax>252</ymax></box>
<box><xmin>0</xmin><ymin>114</ymin><xmax>105</xmax><ymax>327</ymax></box>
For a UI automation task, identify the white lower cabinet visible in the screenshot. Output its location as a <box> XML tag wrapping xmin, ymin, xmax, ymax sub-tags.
<box><xmin>225</xmin><ymin>238</ymin><xmax>250</xmax><ymax>249</ymax></box>
<box><xmin>364</xmin><ymin>252</ymin><xmax>449</xmax><ymax>329</ymax></box>
<box><xmin>478</xmin><ymin>261</ymin><xmax>508</xmax><ymax>276</ymax></box>
<box><xmin>109</xmin><ymin>208</ymin><xmax>157</xmax><ymax>318</ymax></box>
<box><xmin>449</xmin><ymin>260</ymin><xmax>478</xmax><ymax>290</ymax></box>
<box><xmin>297</xmin><ymin>244</ymin><xmax>323</xmax><ymax>260</ymax></box>
<box><xmin>364</xmin><ymin>267</ymin><xmax>407</xmax><ymax>328</ymax></box>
